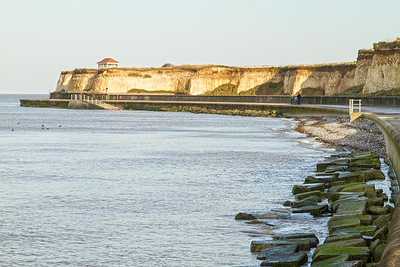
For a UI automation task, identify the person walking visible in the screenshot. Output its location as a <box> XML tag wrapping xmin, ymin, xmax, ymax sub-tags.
<box><xmin>296</xmin><ymin>93</ymin><xmax>302</xmax><ymax>105</ymax></box>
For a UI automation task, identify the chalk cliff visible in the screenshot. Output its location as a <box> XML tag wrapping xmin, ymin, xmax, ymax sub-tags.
<box><xmin>54</xmin><ymin>39</ymin><xmax>400</xmax><ymax>96</ymax></box>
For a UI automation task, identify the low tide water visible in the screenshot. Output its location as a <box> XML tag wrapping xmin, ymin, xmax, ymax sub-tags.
<box><xmin>0</xmin><ymin>95</ymin><xmax>334</xmax><ymax>266</ymax></box>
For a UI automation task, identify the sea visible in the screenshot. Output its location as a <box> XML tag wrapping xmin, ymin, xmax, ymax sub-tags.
<box><xmin>0</xmin><ymin>94</ymin><xmax>336</xmax><ymax>266</ymax></box>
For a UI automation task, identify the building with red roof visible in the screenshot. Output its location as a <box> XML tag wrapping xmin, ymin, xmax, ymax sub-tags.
<box><xmin>97</xmin><ymin>58</ymin><xmax>119</xmax><ymax>69</ymax></box>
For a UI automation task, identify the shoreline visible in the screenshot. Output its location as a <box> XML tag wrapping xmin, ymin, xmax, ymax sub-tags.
<box><xmin>236</xmin><ymin>116</ymin><xmax>394</xmax><ymax>266</ymax></box>
<box><xmin>295</xmin><ymin>116</ymin><xmax>386</xmax><ymax>159</ymax></box>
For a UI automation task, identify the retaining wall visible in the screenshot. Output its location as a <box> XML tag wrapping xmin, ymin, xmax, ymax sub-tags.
<box><xmin>361</xmin><ymin>113</ymin><xmax>400</xmax><ymax>267</ymax></box>
<box><xmin>51</xmin><ymin>93</ymin><xmax>400</xmax><ymax>107</ymax></box>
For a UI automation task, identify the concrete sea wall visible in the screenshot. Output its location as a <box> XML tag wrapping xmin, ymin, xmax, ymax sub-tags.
<box><xmin>360</xmin><ymin>113</ymin><xmax>400</xmax><ymax>266</ymax></box>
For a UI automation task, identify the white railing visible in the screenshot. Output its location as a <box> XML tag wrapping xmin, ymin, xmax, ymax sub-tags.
<box><xmin>349</xmin><ymin>99</ymin><xmax>362</xmax><ymax>116</ymax></box>
<box><xmin>349</xmin><ymin>99</ymin><xmax>362</xmax><ymax>122</ymax></box>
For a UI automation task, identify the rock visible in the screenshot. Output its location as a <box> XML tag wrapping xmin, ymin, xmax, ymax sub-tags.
<box><xmin>376</xmin><ymin>188</ymin><xmax>384</xmax><ymax>197</ymax></box>
<box><xmin>285</xmin><ymin>237</ymin><xmax>319</xmax><ymax>250</ymax></box>
<box><xmin>331</xmin><ymin>225</ymin><xmax>377</xmax><ymax>236</ymax></box>
<box><xmin>367</xmin><ymin>197</ymin><xmax>384</xmax><ymax>207</ymax></box>
<box><xmin>370</xmin><ymin>238</ymin><xmax>380</xmax><ymax>254</ymax></box>
<box><xmin>316</xmin><ymin>159</ymin><xmax>349</xmax><ymax>172</ymax></box>
<box><xmin>320</xmin><ymin>238</ymin><xmax>367</xmax><ymax>249</ymax></box>
<box><xmin>328</xmin><ymin>192</ymin><xmax>365</xmax><ymax>203</ymax></box>
<box><xmin>256</xmin><ymin>244</ymin><xmax>298</xmax><ymax>260</ymax></box>
<box><xmin>304</xmin><ymin>175</ymin><xmax>337</xmax><ymax>184</ymax></box>
<box><xmin>325</xmin><ymin>233</ymin><xmax>362</xmax><ymax>243</ymax></box>
<box><xmin>273</xmin><ymin>233</ymin><xmax>319</xmax><ymax>249</ymax></box>
<box><xmin>235</xmin><ymin>212</ymin><xmax>256</xmax><ymax>220</ymax></box>
<box><xmin>245</xmin><ymin>219</ymin><xmax>264</xmax><ymax>224</ymax></box>
<box><xmin>373</xmin><ymin>214</ymin><xmax>391</xmax><ymax>228</ymax></box>
<box><xmin>368</xmin><ymin>205</ymin><xmax>390</xmax><ymax>215</ymax></box>
<box><xmin>360</xmin><ymin>215</ymin><xmax>373</xmax><ymax>225</ymax></box>
<box><xmin>332</xmin><ymin>196</ymin><xmax>368</xmax><ymax>216</ymax></box>
<box><xmin>255</xmin><ymin>211</ymin><xmax>290</xmax><ymax>220</ymax></box>
<box><xmin>292</xmin><ymin>183</ymin><xmax>325</xmax><ymax>194</ymax></box>
<box><xmin>372</xmin><ymin>225</ymin><xmax>388</xmax><ymax>241</ymax></box>
<box><xmin>313</xmin><ymin>245</ymin><xmax>370</xmax><ymax>262</ymax></box>
<box><xmin>372</xmin><ymin>242</ymin><xmax>386</xmax><ymax>262</ymax></box>
<box><xmin>289</xmin><ymin>195</ymin><xmax>322</xmax><ymax>208</ymax></box>
<box><xmin>295</xmin><ymin>190</ymin><xmax>325</xmax><ymax>201</ymax></box>
<box><xmin>336</xmin><ymin>169</ymin><xmax>385</xmax><ymax>183</ymax></box>
<box><xmin>311</xmin><ymin>255</ymin><xmax>350</xmax><ymax>266</ymax></box>
<box><xmin>273</xmin><ymin>232</ymin><xmax>318</xmax><ymax>241</ymax></box>
<box><xmin>260</xmin><ymin>251</ymin><xmax>307</xmax><ymax>267</ymax></box>
<box><xmin>292</xmin><ymin>204</ymin><xmax>328</xmax><ymax>217</ymax></box>
<box><xmin>325</xmin><ymin>165</ymin><xmax>349</xmax><ymax>173</ymax></box>
<box><xmin>341</xmin><ymin>183</ymin><xmax>375</xmax><ymax>194</ymax></box>
<box><xmin>250</xmin><ymin>240</ymin><xmax>293</xmax><ymax>252</ymax></box>
<box><xmin>283</xmin><ymin>200</ymin><xmax>292</xmax><ymax>207</ymax></box>
<box><xmin>350</xmin><ymin>155</ymin><xmax>381</xmax><ymax>169</ymax></box>
<box><xmin>328</xmin><ymin>216</ymin><xmax>361</xmax><ymax>232</ymax></box>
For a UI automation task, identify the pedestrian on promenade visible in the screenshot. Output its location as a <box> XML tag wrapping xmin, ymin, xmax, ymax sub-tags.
<box><xmin>296</xmin><ymin>93</ymin><xmax>302</xmax><ymax>105</ymax></box>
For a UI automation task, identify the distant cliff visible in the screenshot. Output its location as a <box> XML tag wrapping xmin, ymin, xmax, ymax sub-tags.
<box><xmin>54</xmin><ymin>39</ymin><xmax>400</xmax><ymax>96</ymax></box>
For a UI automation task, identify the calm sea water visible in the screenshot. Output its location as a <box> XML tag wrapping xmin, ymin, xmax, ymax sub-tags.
<box><xmin>0</xmin><ymin>95</ymin><xmax>334</xmax><ymax>267</ymax></box>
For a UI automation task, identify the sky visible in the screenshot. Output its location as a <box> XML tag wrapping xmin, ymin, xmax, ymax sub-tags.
<box><xmin>0</xmin><ymin>0</ymin><xmax>399</xmax><ymax>94</ymax></box>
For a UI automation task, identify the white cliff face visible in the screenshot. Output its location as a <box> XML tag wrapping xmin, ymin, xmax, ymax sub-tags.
<box><xmin>54</xmin><ymin>39</ymin><xmax>400</xmax><ymax>96</ymax></box>
<box><xmin>55</xmin><ymin>64</ymin><xmax>361</xmax><ymax>96</ymax></box>
<box><xmin>363</xmin><ymin>52</ymin><xmax>400</xmax><ymax>95</ymax></box>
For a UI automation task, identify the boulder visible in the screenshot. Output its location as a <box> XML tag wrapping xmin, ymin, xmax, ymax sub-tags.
<box><xmin>311</xmin><ymin>255</ymin><xmax>350</xmax><ymax>266</ymax></box>
<box><xmin>295</xmin><ymin>190</ymin><xmax>325</xmax><ymax>201</ymax></box>
<box><xmin>292</xmin><ymin>204</ymin><xmax>328</xmax><ymax>217</ymax></box>
<box><xmin>350</xmin><ymin>156</ymin><xmax>381</xmax><ymax>169</ymax></box>
<box><xmin>341</xmin><ymin>183</ymin><xmax>375</xmax><ymax>194</ymax></box>
<box><xmin>250</xmin><ymin>240</ymin><xmax>293</xmax><ymax>252</ymax></box>
<box><xmin>235</xmin><ymin>212</ymin><xmax>256</xmax><ymax>220</ymax></box>
<box><xmin>286</xmin><ymin>237</ymin><xmax>319</xmax><ymax>250</ymax></box>
<box><xmin>256</xmin><ymin>244</ymin><xmax>298</xmax><ymax>260</ymax></box>
<box><xmin>372</xmin><ymin>242</ymin><xmax>386</xmax><ymax>262</ymax></box>
<box><xmin>286</xmin><ymin>195</ymin><xmax>322</xmax><ymax>208</ymax></box>
<box><xmin>332</xmin><ymin>197</ymin><xmax>368</xmax><ymax>215</ymax></box>
<box><xmin>328</xmin><ymin>191</ymin><xmax>365</xmax><ymax>203</ymax></box>
<box><xmin>336</xmin><ymin>169</ymin><xmax>385</xmax><ymax>183</ymax></box>
<box><xmin>245</xmin><ymin>219</ymin><xmax>264</xmax><ymax>224</ymax></box>
<box><xmin>317</xmin><ymin>238</ymin><xmax>367</xmax><ymax>251</ymax></box>
<box><xmin>273</xmin><ymin>233</ymin><xmax>319</xmax><ymax>249</ymax></box>
<box><xmin>325</xmin><ymin>233</ymin><xmax>362</xmax><ymax>243</ymax></box>
<box><xmin>367</xmin><ymin>197</ymin><xmax>385</xmax><ymax>207</ymax></box>
<box><xmin>260</xmin><ymin>251</ymin><xmax>307</xmax><ymax>266</ymax></box>
<box><xmin>273</xmin><ymin>232</ymin><xmax>318</xmax><ymax>241</ymax></box>
<box><xmin>331</xmin><ymin>225</ymin><xmax>377</xmax><ymax>236</ymax></box>
<box><xmin>304</xmin><ymin>175</ymin><xmax>338</xmax><ymax>184</ymax></box>
<box><xmin>255</xmin><ymin>211</ymin><xmax>290</xmax><ymax>220</ymax></box>
<box><xmin>328</xmin><ymin>216</ymin><xmax>361</xmax><ymax>232</ymax></box>
<box><xmin>368</xmin><ymin>205</ymin><xmax>390</xmax><ymax>215</ymax></box>
<box><xmin>373</xmin><ymin>214</ymin><xmax>391</xmax><ymax>228</ymax></box>
<box><xmin>316</xmin><ymin>159</ymin><xmax>349</xmax><ymax>172</ymax></box>
<box><xmin>292</xmin><ymin>183</ymin><xmax>325</xmax><ymax>194</ymax></box>
<box><xmin>313</xmin><ymin>245</ymin><xmax>370</xmax><ymax>262</ymax></box>
<box><xmin>372</xmin><ymin>226</ymin><xmax>388</xmax><ymax>241</ymax></box>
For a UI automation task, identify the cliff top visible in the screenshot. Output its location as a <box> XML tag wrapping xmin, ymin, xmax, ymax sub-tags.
<box><xmin>373</xmin><ymin>38</ymin><xmax>400</xmax><ymax>51</ymax></box>
<box><xmin>61</xmin><ymin>62</ymin><xmax>356</xmax><ymax>75</ymax></box>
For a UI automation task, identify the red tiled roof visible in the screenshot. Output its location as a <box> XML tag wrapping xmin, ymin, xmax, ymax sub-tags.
<box><xmin>97</xmin><ymin>58</ymin><xmax>119</xmax><ymax>64</ymax></box>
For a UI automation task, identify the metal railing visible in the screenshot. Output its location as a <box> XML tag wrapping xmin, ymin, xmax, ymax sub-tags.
<box><xmin>70</xmin><ymin>94</ymin><xmax>104</xmax><ymax>105</ymax></box>
<box><xmin>349</xmin><ymin>99</ymin><xmax>362</xmax><ymax>122</ymax></box>
<box><xmin>349</xmin><ymin>99</ymin><xmax>362</xmax><ymax>115</ymax></box>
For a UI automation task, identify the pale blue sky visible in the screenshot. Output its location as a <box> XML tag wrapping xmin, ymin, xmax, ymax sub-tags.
<box><xmin>1</xmin><ymin>0</ymin><xmax>399</xmax><ymax>93</ymax></box>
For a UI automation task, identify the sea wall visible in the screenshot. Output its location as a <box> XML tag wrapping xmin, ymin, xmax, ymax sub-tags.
<box><xmin>54</xmin><ymin>38</ymin><xmax>400</xmax><ymax>96</ymax></box>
